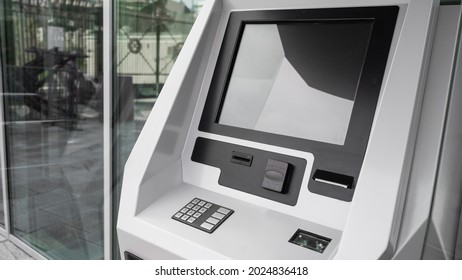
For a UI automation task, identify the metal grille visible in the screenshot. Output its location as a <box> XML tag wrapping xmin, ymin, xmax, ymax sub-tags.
<box><xmin>2</xmin><ymin>0</ymin><xmax>103</xmax><ymax>129</ymax></box>
<box><xmin>115</xmin><ymin>0</ymin><xmax>195</xmax><ymax>97</ymax></box>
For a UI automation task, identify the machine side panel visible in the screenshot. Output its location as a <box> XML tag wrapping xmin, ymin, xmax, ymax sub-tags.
<box><xmin>423</xmin><ymin>7</ymin><xmax>462</xmax><ymax>259</ymax></box>
<box><xmin>455</xmin><ymin>207</ymin><xmax>462</xmax><ymax>259</ymax></box>
<box><xmin>140</xmin><ymin>9</ymin><xmax>224</xmax><ymax>183</ymax></box>
<box><xmin>336</xmin><ymin>0</ymin><xmax>438</xmax><ymax>259</ymax></box>
<box><xmin>117</xmin><ymin>0</ymin><xmax>223</xmax><ymax>258</ymax></box>
<box><xmin>394</xmin><ymin>6</ymin><xmax>462</xmax><ymax>259</ymax></box>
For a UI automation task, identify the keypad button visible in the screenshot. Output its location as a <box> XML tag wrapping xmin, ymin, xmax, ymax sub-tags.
<box><xmin>172</xmin><ymin>198</ymin><xmax>233</xmax><ymax>234</ymax></box>
<box><xmin>200</xmin><ymin>222</ymin><xmax>214</xmax><ymax>230</ymax></box>
<box><xmin>212</xmin><ymin>212</ymin><xmax>225</xmax><ymax>220</ymax></box>
<box><xmin>217</xmin><ymin>207</ymin><xmax>230</xmax><ymax>215</ymax></box>
<box><xmin>206</xmin><ymin>217</ymin><xmax>219</xmax><ymax>225</ymax></box>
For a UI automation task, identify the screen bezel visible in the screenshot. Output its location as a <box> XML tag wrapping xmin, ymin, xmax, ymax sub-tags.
<box><xmin>199</xmin><ymin>7</ymin><xmax>399</xmax><ymax>201</ymax></box>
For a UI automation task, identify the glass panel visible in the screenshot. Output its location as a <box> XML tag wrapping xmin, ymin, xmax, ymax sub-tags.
<box><xmin>0</xmin><ymin>0</ymin><xmax>104</xmax><ymax>259</ymax></box>
<box><xmin>218</xmin><ymin>22</ymin><xmax>372</xmax><ymax>145</ymax></box>
<box><xmin>113</xmin><ymin>0</ymin><xmax>200</xmax><ymax>258</ymax></box>
<box><xmin>0</xmin><ymin>151</ymin><xmax>4</xmax><ymax>227</ymax></box>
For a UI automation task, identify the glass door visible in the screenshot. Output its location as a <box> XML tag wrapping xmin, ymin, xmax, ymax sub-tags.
<box><xmin>0</xmin><ymin>0</ymin><xmax>104</xmax><ymax>259</ymax></box>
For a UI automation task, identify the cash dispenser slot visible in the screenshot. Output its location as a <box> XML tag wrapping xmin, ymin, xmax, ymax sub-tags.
<box><xmin>312</xmin><ymin>170</ymin><xmax>354</xmax><ymax>189</ymax></box>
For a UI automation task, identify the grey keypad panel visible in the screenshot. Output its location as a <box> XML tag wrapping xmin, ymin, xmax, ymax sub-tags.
<box><xmin>172</xmin><ymin>198</ymin><xmax>234</xmax><ymax>233</ymax></box>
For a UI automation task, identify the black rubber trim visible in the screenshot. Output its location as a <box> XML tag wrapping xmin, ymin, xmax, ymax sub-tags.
<box><xmin>192</xmin><ymin>137</ymin><xmax>306</xmax><ymax>206</ymax></box>
<box><xmin>124</xmin><ymin>251</ymin><xmax>142</xmax><ymax>260</ymax></box>
<box><xmin>199</xmin><ymin>6</ymin><xmax>399</xmax><ymax>201</ymax></box>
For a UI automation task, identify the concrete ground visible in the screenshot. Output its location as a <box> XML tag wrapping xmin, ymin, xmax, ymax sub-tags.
<box><xmin>0</xmin><ymin>234</ymin><xmax>34</xmax><ymax>260</ymax></box>
<box><xmin>1</xmin><ymin>117</ymin><xmax>104</xmax><ymax>259</ymax></box>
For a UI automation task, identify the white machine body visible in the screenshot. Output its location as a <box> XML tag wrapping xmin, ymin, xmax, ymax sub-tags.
<box><xmin>117</xmin><ymin>0</ymin><xmax>462</xmax><ymax>259</ymax></box>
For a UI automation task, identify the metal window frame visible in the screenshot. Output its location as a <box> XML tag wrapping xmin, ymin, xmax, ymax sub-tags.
<box><xmin>103</xmin><ymin>0</ymin><xmax>113</xmax><ymax>260</ymax></box>
<box><xmin>0</xmin><ymin>42</ymin><xmax>9</xmax><ymax>238</ymax></box>
<box><xmin>0</xmin><ymin>16</ymin><xmax>45</xmax><ymax>260</ymax></box>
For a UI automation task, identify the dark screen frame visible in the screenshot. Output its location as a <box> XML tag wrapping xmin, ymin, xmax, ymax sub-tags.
<box><xmin>199</xmin><ymin>6</ymin><xmax>399</xmax><ymax>201</ymax></box>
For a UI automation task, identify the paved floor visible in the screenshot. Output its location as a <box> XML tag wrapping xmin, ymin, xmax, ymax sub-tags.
<box><xmin>2</xmin><ymin>113</ymin><xmax>104</xmax><ymax>259</ymax></box>
<box><xmin>0</xmin><ymin>234</ymin><xmax>34</xmax><ymax>260</ymax></box>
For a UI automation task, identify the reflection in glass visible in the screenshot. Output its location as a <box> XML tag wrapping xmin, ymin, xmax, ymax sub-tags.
<box><xmin>0</xmin><ymin>0</ymin><xmax>104</xmax><ymax>259</ymax></box>
<box><xmin>219</xmin><ymin>22</ymin><xmax>372</xmax><ymax>145</ymax></box>
<box><xmin>113</xmin><ymin>0</ymin><xmax>198</xmax><ymax>258</ymax></box>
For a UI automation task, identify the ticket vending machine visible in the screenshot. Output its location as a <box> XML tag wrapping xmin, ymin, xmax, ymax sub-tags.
<box><xmin>117</xmin><ymin>0</ymin><xmax>462</xmax><ymax>259</ymax></box>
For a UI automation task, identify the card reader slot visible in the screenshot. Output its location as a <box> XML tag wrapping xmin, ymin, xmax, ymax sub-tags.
<box><xmin>289</xmin><ymin>229</ymin><xmax>331</xmax><ymax>253</ymax></box>
<box><xmin>230</xmin><ymin>151</ymin><xmax>253</xmax><ymax>166</ymax></box>
<box><xmin>312</xmin><ymin>169</ymin><xmax>353</xmax><ymax>189</ymax></box>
